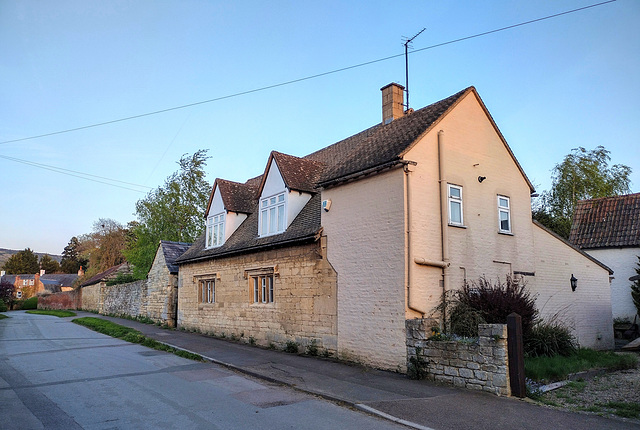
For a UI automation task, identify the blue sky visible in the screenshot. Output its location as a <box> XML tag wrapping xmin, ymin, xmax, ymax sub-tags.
<box><xmin>1</xmin><ymin>0</ymin><xmax>638</xmax><ymax>255</ymax></box>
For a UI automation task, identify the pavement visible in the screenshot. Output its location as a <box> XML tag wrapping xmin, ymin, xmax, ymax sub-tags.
<box><xmin>77</xmin><ymin>312</ymin><xmax>640</xmax><ymax>430</ymax></box>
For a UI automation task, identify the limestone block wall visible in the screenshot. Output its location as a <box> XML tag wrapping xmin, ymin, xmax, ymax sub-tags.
<box><xmin>101</xmin><ymin>280</ymin><xmax>146</xmax><ymax>316</ymax></box>
<box><xmin>407</xmin><ymin>319</ymin><xmax>510</xmax><ymax>396</ymax></box>
<box><xmin>81</xmin><ymin>284</ymin><xmax>102</xmax><ymax>312</ymax></box>
<box><xmin>178</xmin><ymin>241</ymin><xmax>337</xmax><ymax>353</ymax></box>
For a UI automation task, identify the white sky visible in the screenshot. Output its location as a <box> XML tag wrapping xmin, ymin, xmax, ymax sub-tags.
<box><xmin>1</xmin><ymin>0</ymin><xmax>638</xmax><ymax>255</ymax></box>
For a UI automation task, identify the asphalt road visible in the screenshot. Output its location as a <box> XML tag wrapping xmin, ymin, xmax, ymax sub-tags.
<box><xmin>0</xmin><ymin>311</ymin><xmax>406</xmax><ymax>429</ymax></box>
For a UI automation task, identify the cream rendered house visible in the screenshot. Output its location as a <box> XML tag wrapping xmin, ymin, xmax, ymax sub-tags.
<box><xmin>176</xmin><ymin>84</ymin><xmax>614</xmax><ymax>371</ymax></box>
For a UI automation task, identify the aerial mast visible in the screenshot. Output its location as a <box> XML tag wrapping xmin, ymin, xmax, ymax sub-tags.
<box><xmin>403</xmin><ymin>28</ymin><xmax>426</xmax><ymax>111</ymax></box>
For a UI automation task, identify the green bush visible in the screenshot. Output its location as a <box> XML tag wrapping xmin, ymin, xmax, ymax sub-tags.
<box><xmin>22</xmin><ymin>296</ymin><xmax>38</xmax><ymax>310</ymax></box>
<box><xmin>106</xmin><ymin>273</ymin><xmax>137</xmax><ymax>286</ymax></box>
<box><xmin>284</xmin><ymin>340</ymin><xmax>299</xmax><ymax>353</ymax></box>
<box><xmin>525</xmin><ymin>319</ymin><xmax>577</xmax><ymax>357</ymax></box>
<box><xmin>0</xmin><ymin>300</ymin><xmax>7</xmax><ymax>312</ymax></box>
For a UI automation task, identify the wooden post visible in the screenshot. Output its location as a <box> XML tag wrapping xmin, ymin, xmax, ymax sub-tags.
<box><xmin>507</xmin><ymin>313</ymin><xmax>526</xmax><ymax>397</ymax></box>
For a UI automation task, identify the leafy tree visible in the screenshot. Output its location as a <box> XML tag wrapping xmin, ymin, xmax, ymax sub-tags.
<box><xmin>0</xmin><ymin>278</ymin><xmax>15</xmax><ymax>306</ymax></box>
<box><xmin>632</xmin><ymin>256</ymin><xmax>640</xmax><ymax>318</ymax></box>
<box><xmin>79</xmin><ymin>219</ymin><xmax>129</xmax><ymax>277</ymax></box>
<box><xmin>534</xmin><ymin>146</ymin><xmax>632</xmax><ymax>238</ymax></box>
<box><xmin>39</xmin><ymin>254</ymin><xmax>61</xmax><ymax>274</ymax></box>
<box><xmin>124</xmin><ymin>150</ymin><xmax>210</xmax><ymax>279</ymax></box>
<box><xmin>2</xmin><ymin>248</ymin><xmax>40</xmax><ymax>274</ymax></box>
<box><xmin>60</xmin><ymin>236</ymin><xmax>88</xmax><ymax>274</ymax></box>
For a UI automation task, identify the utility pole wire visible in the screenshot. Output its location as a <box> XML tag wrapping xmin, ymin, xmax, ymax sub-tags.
<box><xmin>0</xmin><ymin>154</ymin><xmax>150</xmax><ymax>193</ymax></box>
<box><xmin>0</xmin><ymin>0</ymin><xmax>615</xmax><ymax>146</ymax></box>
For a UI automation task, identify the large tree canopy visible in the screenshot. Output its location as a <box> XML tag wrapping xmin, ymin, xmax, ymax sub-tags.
<box><xmin>78</xmin><ymin>219</ymin><xmax>129</xmax><ymax>277</ymax></box>
<box><xmin>124</xmin><ymin>150</ymin><xmax>210</xmax><ymax>278</ymax></box>
<box><xmin>39</xmin><ymin>255</ymin><xmax>61</xmax><ymax>274</ymax></box>
<box><xmin>2</xmin><ymin>248</ymin><xmax>40</xmax><ymax>274</ymax></box>
<box><xmin>534</xmin><ymin>146</ymin><xmax>632</xmax><ymax>238</ymax></box>
<box><xmin>60</xmin><ymin>236</ymin><xmax>88</xmax><ymax>274</ymax></box>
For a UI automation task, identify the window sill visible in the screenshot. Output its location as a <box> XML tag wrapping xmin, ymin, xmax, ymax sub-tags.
<box><xmin>448</xmin><ymin>223</ymin><xmax>467</xmax><ymax>229</ymax></box>
<box><xmin>498</xmin><ymin>231</ymin><xmax>514</xmax><ymax>236</ymax></box>
<box><xmin>198</xmin><ymin>303</ymin><xmax>216</xmax><ymax>310</ymax></box>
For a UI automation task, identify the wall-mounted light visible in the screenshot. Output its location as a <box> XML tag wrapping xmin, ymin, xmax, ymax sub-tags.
<box><xmin>478</xmin><ymin>176</ymin><xmax>486</xmax><ymax>183</ymax></box>
<box><xmin>570</xmin><ymin>274</ymin><xmax>578</xmax><ymax>292</ymax></box>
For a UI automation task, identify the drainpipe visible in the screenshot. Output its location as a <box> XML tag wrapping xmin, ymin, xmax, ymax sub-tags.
<box><xmin>404</xmin><ymin>163</ymin><xmax>425</xmax><ymax>316</ymax></box>
<box><xmin>438</xmin><ymin>130</ymin><xmax>450</xmax><ymax>324</ymax></box>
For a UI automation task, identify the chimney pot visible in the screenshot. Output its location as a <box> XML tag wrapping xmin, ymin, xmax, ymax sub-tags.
<box><xmin>381</xmin><ymin>83</ymin><xmax>405</xmax><ymax>124</ymax></box>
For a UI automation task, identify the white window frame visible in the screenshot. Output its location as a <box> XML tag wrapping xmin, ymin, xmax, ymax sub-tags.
<box><xmin>200</xmin><ymin>279</ymin><xmax>215</xmax><ymax>304</ymax></box>
<box><xmin>259</xmin><ymin>192</ymin><xmax>286</xmax><ymax>237</ymax></box>
<box><xmin>252</xmin><ymin>275</ymin><xmax>274</xmax><ymax>304</ymax></box>
<box><xmin>447</xmin><ymin>184</ymin><xmax>464</xmax><ymax>226</ymax></box>
<box><xmin>206</xmin><ymin>212</ymin><xmax>225</xmax><ymax>248</ymax></box>
<box><xmin>16</xmin><ymin>291</ymin><xmax>22</xmax><ymax>299</ymax></box>
<box><xmin>498</xmin><ymin>195</ymin><xmax>511</xmax><ymax>233</ymax></box>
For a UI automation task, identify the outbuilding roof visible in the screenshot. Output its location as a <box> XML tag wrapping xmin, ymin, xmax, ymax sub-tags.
<box><xmin>159</xmin><ymin>241</ymin><xmax>192</xmax><ymax>274</ymax></box>
<box><xmin>569</xmin><ymin>193</ymin><xmax>640</xmax><ymax>249</ymax></box>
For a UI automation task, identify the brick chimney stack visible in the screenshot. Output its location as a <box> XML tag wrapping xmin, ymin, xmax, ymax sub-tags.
<box><xmin>381</xmin><ymin>83</ymin><xmax>405</xmax><ymax>124</ymax></box>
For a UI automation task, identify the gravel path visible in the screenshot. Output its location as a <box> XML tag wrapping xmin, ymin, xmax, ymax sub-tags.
<box><xmin>539</xmin><ymin>360</ymin><xmax>640</xmax><ymax>423</ymax></box>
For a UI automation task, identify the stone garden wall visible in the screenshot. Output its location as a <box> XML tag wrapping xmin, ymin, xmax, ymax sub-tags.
<box><xmin>406</xmin><ymin>319</ymin><xmax>510</xmax><ymax>396</ymax></box>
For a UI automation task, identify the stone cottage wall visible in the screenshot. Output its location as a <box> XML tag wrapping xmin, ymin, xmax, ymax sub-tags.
<box><xmin>146</xmin><ymin>249</ymin><xmax>177</xmax><ymax>326</ymax></box>
<box><xmin>178</xmin><ymin>240</ymin><xmax>337</xmax><ymax>353</ymax></box>
<box><xmin>406</xmin><ymin>319</ymin><xmax>510</xmax><ymax>396</ymax></box>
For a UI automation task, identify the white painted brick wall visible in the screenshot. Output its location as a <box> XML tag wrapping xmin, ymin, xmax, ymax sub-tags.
<box><xmin>322</xmin><ymin>169</ymin><xmax>407</xmax><ymax>371</ymax></box>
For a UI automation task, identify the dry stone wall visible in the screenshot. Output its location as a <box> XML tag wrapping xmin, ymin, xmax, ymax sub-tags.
<box><xmin>406</xmin><ymin>319</ymin><xmax>510</xmax><ymax>396</ymax></box>
<box><xmin>101</xmin><ymin>280</ymin><xmax>146</xmax><ymax>316</ymax></box>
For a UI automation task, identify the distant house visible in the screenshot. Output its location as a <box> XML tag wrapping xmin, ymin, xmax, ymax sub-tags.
<box><xmin>0</xmin><ymin>270</ymin><xmax>80</xmax><ymax>300</ymax></box>
<box><xmin>569</xmin><ymin>193</ymin><xmax>640</xmax><ymax>321</ymax></box>
<box><xmin>173</xmin><ymin>83</ymin><xmax>614</xmax><ymax>370</ymax></box>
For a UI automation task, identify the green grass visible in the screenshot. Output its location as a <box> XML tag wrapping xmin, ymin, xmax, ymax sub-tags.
<box><xmin>73</xmin><ymin>317</ymin><xmax>203</xmax><ymax>361</ymax></box>
<box><xmin>26</xmin><ymin>310</ymin><xmax>77</xmax><ymax>318</ymax></box>
<box><xmin>602</xmin><ymin>401</ymin><xmax>640</xmax><ymax>419</ymax></box>
<box><xmin>0</xmin><ymin>314</ymin><xmax>9</xmax><ymax>320</ymax></box>
<box><xmin>525</xmin><ymin>348</ymin><xmax>637</xmax><ymax>382</ymax></box>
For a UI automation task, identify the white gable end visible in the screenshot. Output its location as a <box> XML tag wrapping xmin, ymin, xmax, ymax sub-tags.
<box><xmin>261</xmin><ymin>159</ymin><xmax>286</xmax><ymax>198</ymax></box>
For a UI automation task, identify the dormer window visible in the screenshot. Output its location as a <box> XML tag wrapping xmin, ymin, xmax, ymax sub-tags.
<box><xmin>260</xmin><ymin>193</ymin><xmax>286</xmax><ymax>236</ymax></box>
<box><xmin>206</xmin><ymin>212</ymin><xmax>225</xmax><ymax>248</ymax></box>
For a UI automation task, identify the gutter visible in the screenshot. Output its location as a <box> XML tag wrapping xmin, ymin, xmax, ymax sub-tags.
<box><xmin>319</xmin><ymin>160</ymin><xmax>407</xmax><ymax>189</ymax></box>
<box><xmin>176</xmin><ymin>232</ymin><xmax>320</xmax><ymax>266</ymax></box>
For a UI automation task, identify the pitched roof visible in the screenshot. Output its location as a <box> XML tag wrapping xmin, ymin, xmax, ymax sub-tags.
<box><xmin>205</xmin><ymin>178</ymin><xmax>259</xmax><ymax>217</ymax></box>
<box><xmin>177</xmin><ymin>193</ymin><xmax>321</xmax><ymax>264</ymax></box>
<box><xmin>41</xmin><ymin>274</ymin><xmax>78</xmax><ymax>287</ymax></box>
<box><xmin>80</xmin><ymin>263</ymin><xmax>129</xmax><ymax>287</ymax></box>
<box><xmin>259</xmin><ymin>151</ymin><xmax>325</xmax><ymax>194</ymax></box>
<box><xmin>159</xmin><ymin>241</ymin><xmax>192</xmax><ymax>274</ymax></box>
<box><xmin>179</xmin><ymin>86</ymin><xmax>532</xmax><ymax>264</ymax></box>
<box><xmin>569</xmin><ymin>193</ymin><xmax>640</xmax><ymax>249</ymax></box>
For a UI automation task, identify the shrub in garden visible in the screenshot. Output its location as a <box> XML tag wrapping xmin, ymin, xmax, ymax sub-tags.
<box><xmin>21</xmin><ymin>296</ymin><xmax>38</xmax><ymax>310</ymax></box>
<box><xmin>0</xmin><ymin>300</ymin><xmax>7</xmax><ymax>312</ymax></box>
<box><xmin>446</xmin><ymin>275</ymin><xmax>538</xmax><ymax>338</ymax></box>
<box><xmin>525</xmin><ymin>318</ymin><xmax>577</xmax><ymax>357</ymax></box>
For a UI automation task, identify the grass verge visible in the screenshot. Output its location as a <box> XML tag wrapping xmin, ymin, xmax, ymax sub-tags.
<box><xmin>73</xmin><ymin>317</ymin><xmax>203</xmax><ymax>361</ymax></box>
<box><xmin>27</xmin><ymin>310</ymin><xmax>77</xmax><ymax>318</ymax></box>
<box><xmin>0</xmin><ymin>314</ymin><xmax>8</xmax><ymax>320</ymax></box>
<box><xmin>525</xmin><ymin>348</ymin><xmax>637</xmax><ymax>382</ymax></box>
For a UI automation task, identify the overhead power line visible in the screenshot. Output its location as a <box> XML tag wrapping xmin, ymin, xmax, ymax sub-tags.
<box><xmin>0</xmin><ymin>0</ymin><xmax>615</xmax><ymax>146</ymax></box>
<box><xmin>0</xmin><ymin>154</ymin><xmax>151</xmax><ymax>193</ymax></box>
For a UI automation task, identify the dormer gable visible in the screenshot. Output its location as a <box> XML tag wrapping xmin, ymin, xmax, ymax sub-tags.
<box><xmin>256</xmin><ymin>151</ymin><xmax>324</xmax><ymax>237</ymax></box>
<box><xmin>204</xmin><ymin>178</ymin><xmax>258</xmax><ymax>248</ymax></box>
